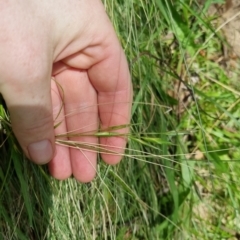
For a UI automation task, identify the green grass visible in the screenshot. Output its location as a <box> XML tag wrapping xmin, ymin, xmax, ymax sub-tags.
<box><xmin>1</xmin><ymin>0</ymin><xmax>240</xmax><ymax>239</ymax></box>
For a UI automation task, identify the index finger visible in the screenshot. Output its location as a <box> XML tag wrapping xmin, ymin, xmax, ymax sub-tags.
<box><xmin>88</xmin><ymin>40</ymin><xmax>132</xmax><ymax>164</ymax></box>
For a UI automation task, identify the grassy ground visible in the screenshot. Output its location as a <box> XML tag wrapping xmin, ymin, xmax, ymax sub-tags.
<box><xmin>1</xmin><ymin>0</ymin><xmax>240</xmax><ymax>239</ymax></box>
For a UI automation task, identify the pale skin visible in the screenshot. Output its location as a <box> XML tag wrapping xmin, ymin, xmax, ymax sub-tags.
<box><xmin>0</xmin><ymin>0</ymin><xmax>132</xmax><ymax>182</ymax></box>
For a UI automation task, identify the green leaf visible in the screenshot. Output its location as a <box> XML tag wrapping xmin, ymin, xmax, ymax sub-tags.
<box><xmin>11</xmin><ymin>148</ymin><xmax>33</xmax><ymax>227</ymax></box>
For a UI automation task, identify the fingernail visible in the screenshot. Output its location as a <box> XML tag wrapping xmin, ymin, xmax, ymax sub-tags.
<box><xmin>28</xmin><ymin>139</ymin><xmax>53</xmax><ymax>164</ymax></box>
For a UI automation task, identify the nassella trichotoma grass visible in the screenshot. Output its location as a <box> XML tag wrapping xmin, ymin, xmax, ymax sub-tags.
<box><xmin>0</xmin><ymin>80</ymin><xmax>237</xmax><ymax>238</ymax></box>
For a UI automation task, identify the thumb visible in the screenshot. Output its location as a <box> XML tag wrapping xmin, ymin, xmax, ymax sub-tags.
<box><xmin>1</xmin><ymin>73</ymin><xmax>55</xmax><ymax>165</ymax></box>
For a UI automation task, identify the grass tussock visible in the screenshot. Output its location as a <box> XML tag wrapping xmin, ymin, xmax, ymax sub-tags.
<box><xmin>1</xmin><ymin>0</ymin><xmax>240</xmax><ymax>239</ymax></box>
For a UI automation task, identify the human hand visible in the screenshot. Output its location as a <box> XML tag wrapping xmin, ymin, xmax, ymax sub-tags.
<box><xmin>0</xmin><ymin>0</ymin><xmax>132</xmax><ymax>182</ymax></box>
